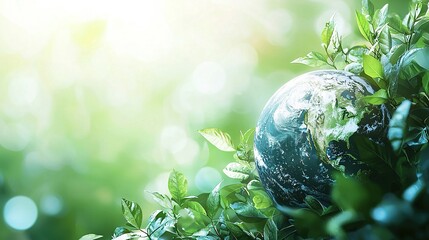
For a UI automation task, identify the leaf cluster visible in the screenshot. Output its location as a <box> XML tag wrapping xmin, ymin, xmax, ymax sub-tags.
<box><xmin>81</xmin><ymin>1</ymin><xmax>429</xmax><ymax>239</ymax></box>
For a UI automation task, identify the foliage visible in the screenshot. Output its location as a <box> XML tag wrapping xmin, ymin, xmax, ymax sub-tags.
<box><xmin>83</xmin><ymin>0</ymin><xmax>429</xmax><ymax>239</ymax></box>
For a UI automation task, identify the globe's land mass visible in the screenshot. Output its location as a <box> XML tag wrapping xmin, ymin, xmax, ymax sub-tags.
<box><xmin>254</xmin><ymin>70</ymin><xmax>389</xmax><ymax>208</ymax></box>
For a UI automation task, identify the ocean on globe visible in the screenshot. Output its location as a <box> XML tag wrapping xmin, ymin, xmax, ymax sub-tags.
<box><xmin>254</xmin><ymin>70</ymin><xmax>389</xmax><ymax>208</ymax></box>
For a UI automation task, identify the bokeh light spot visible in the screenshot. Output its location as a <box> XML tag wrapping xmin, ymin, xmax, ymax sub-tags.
<box><xmin>195</xmin><ymin>167</ymin><xmax>222</xmax><ymax>192</ymax></box>
<box><xmin>263</xmin><ymin>9</ymin><xmax>292</xmax><ymax>46</ymax></box>
<box><xmin>192</xmin><ymin>61</ymin><xmax>226</xmax><ymax>95</ymax></box>
<box><xmin>3</xmin><ymin>196</ymin><xmax>38</xmax><ymax>230</ymax></box>
<box><xmin>40</xmin><ymin>195</ymin><xmax>63</xmax><ymax>216</ymax></box>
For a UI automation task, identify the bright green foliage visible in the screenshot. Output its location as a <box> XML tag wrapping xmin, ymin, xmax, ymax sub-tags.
<box><xmin>79</xmin><ymin>234</ymin><xmax>103</xmax><ymax>240</ymax></box>
<box><xmin>83</xmin><ymin>1</ymin><xmax>429</xmax><ymax>239</ymax></box>
<box><xmin>121</xmin><ymin>198</ymin><xmax>143</xmax><ymax>229</ymax></box>
<box><xmin>168</xmin><ymin>170</ymin><xmax>188</xmax><ymax>206</ymax></box>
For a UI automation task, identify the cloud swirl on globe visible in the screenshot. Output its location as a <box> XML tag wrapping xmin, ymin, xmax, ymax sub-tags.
<box><xmin>254</xmin><ymin>70</ymin><xmax>389</xmax><ymax>208</ymax></box>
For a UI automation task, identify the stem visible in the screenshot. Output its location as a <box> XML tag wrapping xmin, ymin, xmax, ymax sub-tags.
<box><xmin>211</xmin><ymin>218</ymin><xmax>221</xmax><ymax>238</ymax></box>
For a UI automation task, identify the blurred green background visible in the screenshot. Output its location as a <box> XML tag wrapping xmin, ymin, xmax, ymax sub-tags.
<box><xmin>0</xmin><ymin>0</ymin><xmax>410</xmax><ymax>239</ymax></box>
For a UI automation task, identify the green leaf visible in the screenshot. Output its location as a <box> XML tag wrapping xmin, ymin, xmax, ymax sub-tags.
<box><xmin>121</xmin><ymin>198</ymin><xmax>143</xmax><ymax>229</ymax></box>
<box><xmin>252</xmin><ymin>190</ymin><xmax>273</xmax><ymax>209</ymax></box>
<box><xmin>199</xmin><ymin>128</ymin><xmax>235</xmax><ymax>152</ymax></box>
<box><xmin>363</xmin><ymin>89</ymin><xmax>388</xmax><ymax>105</ymax></box>
<box><xmin>176</xmin><ymin>208</ymin><xmax>210</xmax><ymax>236</ymax></box>
<box><xmin>79</xmin><ymin>234</ymin><xmax>103</xmax><ymax>240</ymax></box>
<box><xmin>206</xmin><ymin>182</ymin><xmax>221</xmax><ymax>218</ymax></box>
<box><xmin>389</xmin><ymin>14</ymin><xmax>411</xmax><ymax>34</ymax></box>
<box><xmin>230</xmin><ymin>202</ymin><xmax>267</xmax><ymax>219</ymax></box>
<box><xmin>388</xmin><ymin>100</ymin><xmax>412</xmax><ymax>152</ymax></box>
<box><xmin>321</xmin><ymin>16</ymin><xmax>335</xmax><ymax>48</ymax></box>
<box><xmin>332</xmin><ymin>174</ymin><xmax>382</xmax><ymax>213</ymax></box>
<box><xmin>326</xmin><ymin>211</ymin><xmax>361</xmax><ymax>239</ymax></box>
<box><xmin>356</xmin><ymin>11</ymin><xmax>372</xmax><ymax>42</ymax></box>
<box><xmin>291</xmin><ymin>51</ymin><xmax>329</xmax><ymax>67</ymax></box>
<box><xmin>223</xmin><ymin>162</ymin><xmax>253</xmax><ymax>181</ymax></box>
<box><xmin>363</xmin><ymin>54</ymin><xmax>384</xmax><ymax>79</ymax></box>
<box><xmin>168</xmin><ymin>170</ymin><xmax>188</xmax><ymax>205</ymax></box>
<box><xmin>413</xmin><ymin>48</ymin><xmax>429</xmax><ymax>70</ymax></box>
<box><xmin>344</xmin><ymin>62</ymin><xmax>363</xmax><ymax>75</ymax></box>
<box><xmin>247</xmin><ymin>179</ymin><xmax>264</xmax><ymax>190</ymax></box>
<box><xmin>362</xmin><ymin>0</ymin><xmax>374</xmax><ymax>17</ymax></box>
<box><xmin>112</xmin><ymin>227</ymin><xmax>131</xmax><ymax>238</ymax></box>
<box><xmin>240</xmin><ymin>128</ymin><xmax>254</xmax><ymax>145</ymax></box>
<box><xmin>389</xmin><ymin>44</ymin><xmax>406</xmax><ymax>64</ymax></box>
<box><xmin>281</xmin><ymin>207</ymin><xmax>327</xmax><ymax>238</ymax></box>
<box><xmin>378</xmin><ymin>25</ymin><xmax>392</xmax><ymax>55</ymax></box>
<box><xmin>373</xmin><ymin>4</ymin><xmax>389</xmax><ymax>29</ymax></box>
<box><xmin>423</xmin><ymin>72</ymin><xmax>429</xmax><ymax>94</ymax></box>
<box><xmin>264</xmin><ymin>218</ymin><xmax>278</xmax><ymax>240</ymax></box>
<box><xmin>185</xmin><ymin>201</ymin><xmax>207</xmax><ymax>216</ymax></box>
<box><xmin>219</xmin><ymin>184</ymin><xmax>243</xmax><ymax>208</ymax></box>
<box><xmin>148</xmin><ymin>191</ymin><xmax>174</xmax><ymax>209</ymax></box>
<box><xmin>304</xmin><ymin>195</ymin><xmax>325</xmax><ymax>215</ymax></box>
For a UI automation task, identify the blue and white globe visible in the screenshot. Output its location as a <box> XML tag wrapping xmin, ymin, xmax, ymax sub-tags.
<box><xmin>254</xmin><ymin>70</ymin><xmax>389</xmax><ymax>208</ymax></box>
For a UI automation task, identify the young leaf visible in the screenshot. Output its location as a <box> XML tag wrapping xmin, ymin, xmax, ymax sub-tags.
<box><xmin>223</xmin><ymin>162</ymin><xmax>253</xmax><ymax>181</ymax></box>
<box><xmin>199</xmin><ymin>128</ymin><xmax>236</xmax><ymax>152</ymax></box>
<box><xmin>321</xmin><ymin>16</ymin><xmax>335</xmax><ymax>48</ymax></box>
<box><xmin>291</xmin><ymin>51</ymin><xmax>329</xmax><ymax>67</ymax></box>
<box><xmin>363</xmin><ymin>54</ymin><xmax>384</xmax><ymax>79</ymax></box>
<box><xmin>363</xmin><ymin>89</ymin><xmax>388</xmax><ymax>105</ymax></box>
<box><xmin>121</xmin><ymin>198</ymin><xmax>143</xmax><ymax>229</ymax></box>
<box><xmin>356</xmin><ymin>11</ymin><xmax>372</xmax><ymax>42</ymax></box>
<box><xmin>388</xmin><ymin>100</ymin><xmax>412</xmax><ymax>152</ymax></box>
<box><xmin>240</xmin><ymin>128</ymin><xmax>255</xmax><ymax>145</ymax></box>
<box><xmin>168</xmin><ymin>170</ymin><xmax>188</xmax><ymax>205</ymax></box>
<box><xmin>264</xmin><ymin>218</ymin><xmax>278</xmax><ymax>240</ymax></box>
<box><xmin>252</xmin><ymin>190</ymin><xmax>273</xmax><ymax>209</ymax></box>
<box><xmin>79</xmin><ymin>234</ymin><xmax>103</xmax><ymax>240</ymax></box>
<box><xmin>206</xmin><ymin>182</ymin><xmax>221</xmax><ymax>218</ymax></box>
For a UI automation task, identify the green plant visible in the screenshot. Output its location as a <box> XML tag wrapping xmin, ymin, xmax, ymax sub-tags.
<box><xmin>81</xmin><ymin>0</ymin><xmax>429</xmax><ymax>239</ymax></box>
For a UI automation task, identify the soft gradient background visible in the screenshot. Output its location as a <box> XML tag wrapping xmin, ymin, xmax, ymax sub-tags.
<box><xmin>0</xmin><ymin>0</ymin><xmax>411</xmax><ymax>239</ymax></box>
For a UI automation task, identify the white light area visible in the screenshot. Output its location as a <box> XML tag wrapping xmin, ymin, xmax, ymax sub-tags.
<box><xmin>47</xmin><ymin>29</ymin><xmax>81</xmax><ymax>89</ymax></box>
<box><xmin>143</xmin><ymin>172</ymin><xmax>170</xmax><ymax>203</ymax></box>
<box><xmin>7</xmin><ymin>71</ymin><xmax>40</xmax><ymax>107</ymax></box>
<box><xmin>40</xmin><ymin>195</ymin><xmax>63</xmax><ymax>216</ymax></box>
<box><xmin>104</xmin><ymin>81</ymin><xmax>134</xmax><ymax>107</ymax></box>
<box><xmin>0</xmin><ymin>122</ymin><xmax>31</xmax><ymax>151</ymax></box>
<box><xmin>192</xmin><ymin>61</ymin><xmax>226</xmax><ymax>95</ymax></box>
<box><xmin>158</xmin><ymin>126</ymin><xmax>200</xmax><ymax>165</ymax></box>
<box><xmin>159</xmin><ymin>126</ymin><xmax>189</xmax><ymax>154</ymax></box>
<box><xmin>194</xmin><ymin>167</ymin><xmax>222</xmax><ymax>192</ymax></box>
<box><xmin>314</xmin><ymin>2</ymin><xmax>351</xmax><ymax>37</ymax></box>
<box><xmin>3</xmin><ymin>196</ymin><xmax>38</xmax><ymax>231</ymax></box>
<box><xmin>172</xmin><ymin>139</ymin><xmax>200</xmax><ymax>166</ymax></box>
<box><xmin>262</xmin><ymin>9</ymin><xmax>293</xmax><ymax>46</ymax></box>
<box><xmin>224</xmin><ymin>44</ymin><xmax>259</xmax><ymax>71</ymax></box>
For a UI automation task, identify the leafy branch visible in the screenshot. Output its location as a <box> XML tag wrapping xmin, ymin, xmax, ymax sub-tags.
<box><xmin>81</xmin><ymin>1</ymin><xmax>429</xmax><ymax>239</ymax></box>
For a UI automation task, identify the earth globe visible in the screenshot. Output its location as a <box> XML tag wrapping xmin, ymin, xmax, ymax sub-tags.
<box><xmin>254</xmin><ymin>70</ymin><xmax>389</xmax><ymax>208</ymax></box>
